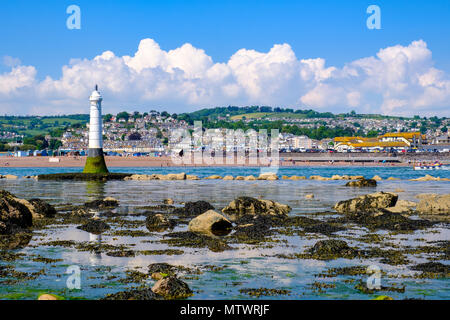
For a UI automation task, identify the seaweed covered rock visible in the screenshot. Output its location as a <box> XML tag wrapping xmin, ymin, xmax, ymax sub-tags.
<box><xmin>148</xmin><ymin>263</ymin><xmax>177</xmax><ymax>275</ymax></box>
<box><xmin>416</xmin><ymin>194</ymin><xmax>450</xmax><ymax>215</ymax></box>
<box><xmin>345</xmin><ymin>178</ymin><xmax>377</xmax><ymax>187</ymax></box>
<box><xmin>146</xmin><ymin>214</ymin><xmax>175</xmax><ymax>231</ymax></box>
<box><xmin>12</xmin><ymin>197</ymin><xmax>56</xmax><ymax>220</ymax></box>
<box><xmin>151</xmin><ymin>276</ymin><xmax>193</xmax><ymax>299</ymax></box>
<box><xmin>411</xmin><ymin>262</ymin><xmax>450</xmax><ymax>275</ymax></box>
<box><xmin>0</xmin><ymin>190</ymin><xmax>33</xmax><ymax>234</ymax></box>
<box><xmin>76</xmin><ymin>219</ymin><xmax>110</xmax><ymax>234</ymax></box>
<box><xmin>309</xmin><ymin>240</ymin><xmax>358</xmax><ymax>260</ymax></box>
<box><xmin>174</xmin><ymin>201</ymin><xmax>215</xmax><ymax>217</ymax></box>
<box><xmin>231</xmin><ymin>215</ymin><xmax>277</xmax><ymax>243</ymax></box>
<box><xmin>103</xmin><ymin>288</ymin><xmax>161</xmax><ymax>300</ymax></box>
<box><xmin>0</xmin><ymin>232</ymin><xmax>32</xmax><ymax>250</ymax></box>
<box><xmin>188</xmin><ymin>210</ymin><xmax>232</xmax><ymax>236</ymax></box>
<box><xmin>84</xmin><ymin>197</ymin><xmax>119</xmax><ymax>209</ymax></box>
<box><xmin>222</xmin><ymin>197</ymin><xmax>291</xmax><ymax>220</ymax></box>
<box><xmin>37</xmin><ymin>173</ymin><xmax>131</xmax><ymax>181</ymax></box>
<box><xmin>334</xmin><ymin>192</ymin><xmax>398</xmax><ymax>215</ymax></box>
<box><xmin>345</xmin><ymin>211</ymin><xmax>433</xmax><ymax>231</ymax></box>
<box><xmin>26</xmin><ymin>199</ymin><xmax>56</xmax><ymax>219</ymax></box>
<box><xmin>161</xmin><ymin>231</ymin><xmax>232</xmax><ymax>252</ymax></box>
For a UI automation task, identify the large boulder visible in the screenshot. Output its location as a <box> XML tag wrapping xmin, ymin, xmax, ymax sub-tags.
<box><xmin>345</xmin><ymin>178</ymin><xmax>377</xmax><ymax>187</ymax></box>
<box><xmin>334</xmin><ymin>192</ymin><xmax>398</xmax><ymax>215</ymax></box>
<box><xmin>151</xmin><ymin>276</ymin><xmax>193</xmax><ymax>299</ymax></box>
<box><xmin>416</xmin><ymin>194</ymin><xmax>450</xmax><ymax>215</ymax></box>
<box><xmin>0</xmin><ymin>190</ymin><xmax>33</xmax><ymax>234</ymax></box>
<box><xmin>222</xmin><ymin>196</ymin><xmax>291</xmax><ymax>220</ymax></box>
<box><xmin>188</xmin><ymin>210</ymin><xmax>232</xmax><ymax>235</ymax></box>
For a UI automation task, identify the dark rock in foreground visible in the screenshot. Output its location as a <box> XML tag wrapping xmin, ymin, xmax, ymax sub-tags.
<box><xmin>0</xmin><ymin>190</ymin><xmax>33</xmax><ymax>234</ymax></box>
<box><xmin>341</xmin><ymin>211</ymin><xmax>434</xmax><ymax>231</ymax></box>
<box><xmin>37</xmin><ymin>173</ymin><xmax>132</xmax><ymax>181</ymax></box>
<box><xmin>309</xmin><ymin>240</ymin><xmax>359</xmax><ymax>260</ymax></box>
<box><xmin>0</xmin><ymin>232</ymin><xmax>32</xmax><ymax>250</ymax></box>
<box><xmin>411</xmin><ymin>262</ymin><xmax>450</xmax><ymax>275</ymax></box>
<box><xmin>84</xmin><ymin>197</ymin><xmax>119</xmax><ymax>209</ymax></box>
<box><xmin>27</xmin><ymin>199</ymin><xmax>57</xmax><ymax>218</ymax></box>
<box><xmin>174</xmin><ymin>201</ymin><xmax>214</xmax><ymax>217</ymax></box>
<box><xmin>77</xmin><ymin>219</ymin><xmax>111</xmax><ymax>234</ymax></box>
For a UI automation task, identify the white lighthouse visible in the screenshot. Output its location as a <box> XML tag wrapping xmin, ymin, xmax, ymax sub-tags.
<box><xmin>88</xmin><ymin>85</ymin><xmax>103</xmax><ymax>151</ymax></box>
<box><xmin>83</xmin><ymin>85</ymin><xmax>108</xmax><ymax>173</ymax></box>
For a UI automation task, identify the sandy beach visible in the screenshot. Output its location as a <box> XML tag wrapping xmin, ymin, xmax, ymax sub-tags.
<box><xmin>0</xmin><ymin>155</ymin><xmax>413</xmax><ymax>168</ymax></box>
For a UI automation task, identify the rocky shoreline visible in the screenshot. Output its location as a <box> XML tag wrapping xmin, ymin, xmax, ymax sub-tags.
<box><xmin>0</xmin><ymin>173</ymin><xmax>449</xmax><ymax>300</ymax></box>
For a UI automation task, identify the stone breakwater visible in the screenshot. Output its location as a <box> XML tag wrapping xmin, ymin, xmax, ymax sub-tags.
<box><xmin>1</xmin><ymin>172</ymin><xmax>448</xmax><ymax>182</ymax></box>
<box><xmin>122</xmin><ymin>173</ymin><xmax>450</xmax><ymax>182</ymax></box>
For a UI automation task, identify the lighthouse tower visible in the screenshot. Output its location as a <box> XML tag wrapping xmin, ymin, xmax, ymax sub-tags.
<box><xmin>83</xmin><ymin>85</ymin><xmax>109</xmax><ymax>173</ymax></box>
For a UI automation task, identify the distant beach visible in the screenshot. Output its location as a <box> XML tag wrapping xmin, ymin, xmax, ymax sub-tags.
<box><xmin>0</xmin><ymin>155</ymin><xmax>416</xmax><ymax>168</ymax></box>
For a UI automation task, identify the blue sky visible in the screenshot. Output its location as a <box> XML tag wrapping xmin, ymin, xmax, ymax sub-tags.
<box><xmin>1</xmin><ymin>0</ymin><xmax>450</xmax><ymax>115</ymax></box>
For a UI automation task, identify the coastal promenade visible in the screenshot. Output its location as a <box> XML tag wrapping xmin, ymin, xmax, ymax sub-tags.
<box><xmin>1</xmin><ymin>152</ymin><xmax>448</xmax><ymax>168</ymax></box>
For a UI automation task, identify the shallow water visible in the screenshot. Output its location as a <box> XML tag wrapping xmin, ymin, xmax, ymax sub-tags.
<box><xmin>0</xmin><ymin>166</ymin><xmax>448</xmax><ymax>300</ymax></box>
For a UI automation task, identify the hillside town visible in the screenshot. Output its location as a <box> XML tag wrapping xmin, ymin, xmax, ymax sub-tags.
<box><xmin>1</xmin><ymin>109</ymin><xmax>449</xmax><ymax>156</ymax></box>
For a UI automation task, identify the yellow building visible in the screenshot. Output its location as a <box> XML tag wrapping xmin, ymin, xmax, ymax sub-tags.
<box><xmin>334</xmin><ymin>132</ymin><xmax>425</xmax><ymax>152</ymax></box>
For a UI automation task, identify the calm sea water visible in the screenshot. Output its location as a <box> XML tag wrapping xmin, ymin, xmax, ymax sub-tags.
<box><xmin>1</xmin><ymin>165</ymin><xmax>450</xmax><ymax>180</ymax></box>
<box><xmin>0</xmin><ymin>166</ymin><xmax>448</xmax><ymax>300</ymax></box>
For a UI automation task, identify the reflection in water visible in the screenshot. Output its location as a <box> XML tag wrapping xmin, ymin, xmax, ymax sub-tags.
<box><xmin>89</xmin><ymin>232</ymin><xmax>102</xmax><ymax>265</ymax></box>
<box><xmin>85</xmin><ymin>181</ymin><xmax>106</xmax><ymax>201</ymax></box>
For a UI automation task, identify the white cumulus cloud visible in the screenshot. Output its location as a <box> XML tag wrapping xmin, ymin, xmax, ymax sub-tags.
<box><xmin>0</xmin><ymin>39</ymin><xmax>449</xmax><ymax>116</ymax></box>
